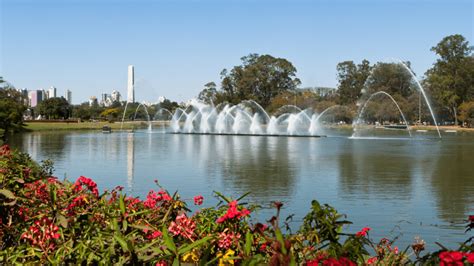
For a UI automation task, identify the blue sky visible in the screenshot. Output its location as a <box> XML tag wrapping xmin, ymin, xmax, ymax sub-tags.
<box><xmin>1</xmin><ymin>0</ymin><xmax>472</xmax><ymax>104</ymax></box>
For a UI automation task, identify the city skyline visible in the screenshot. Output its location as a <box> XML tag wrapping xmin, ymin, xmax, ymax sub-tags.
<box><xmin>1</xmin><ymin>0</ymin><xmax>473</xmax><ymax>104</ymax></box>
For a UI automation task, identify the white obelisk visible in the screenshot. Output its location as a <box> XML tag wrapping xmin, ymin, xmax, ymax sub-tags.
<box><xmin>127</xmin><ymin>65</ymin><xmax>134</xmax><ymax>103</ymax></box>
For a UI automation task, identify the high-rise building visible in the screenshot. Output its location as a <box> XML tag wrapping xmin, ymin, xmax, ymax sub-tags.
<box><xmin>65</xmin><ymin>90</ymin><xmax>72</xmax><ymax>104</ymax></box>
<box><xmin>28</xmin><ymin>90</ymin><xmax>44</xmax><ymax>107</ymax></box>
<box><xmin>111</xmin><ymin>90</ymin><xmax>121</xmax><ymax>102</ymax></box>
<box><xmin>127</xmin><ymin>65</ymin><xmax>134</xmax><ymax>103</ymax></box>
<box><xmin>48</xmin><ymin>86</ymin><xmax>57</xmax><ymax>98</ymax></box>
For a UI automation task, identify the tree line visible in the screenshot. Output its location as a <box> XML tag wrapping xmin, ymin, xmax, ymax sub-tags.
<box><xmin>1</xmin><ymin>34</ymin><xmax>473</xmax><ymax>140</ymax></box>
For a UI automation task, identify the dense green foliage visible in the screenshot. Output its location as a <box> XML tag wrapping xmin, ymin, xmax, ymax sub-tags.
<box><xmin>424</xmin><ymin>34</ymin><xmax>474</xmax><ymax>125</ymax></box>
<box><xmin>202</xmin><ymin>54</ymin><xmax>301</xmax><ymax>109</ymax></box>
<box><xmin>37</xmin><ymin>97</ymin><xmax>72</xmax><ymax>120</ymax></box>
<box><xmin>0</xmin><ymin>146</ymin><xmax>473</xmax><ymax>264</ymax></box>
<box><xmin>0</xmin><ymin>79</ymin><xmax>27</xmax><ymax>141</ymax></box>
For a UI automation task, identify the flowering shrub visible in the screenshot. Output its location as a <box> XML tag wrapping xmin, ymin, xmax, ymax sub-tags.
<box><xmin>0</xmin><ymin>145</ymin><xmax>473</xmax><ymax>264</ymax></box>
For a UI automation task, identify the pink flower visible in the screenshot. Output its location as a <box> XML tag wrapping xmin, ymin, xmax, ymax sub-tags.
<box><xmin>168</xmin><ymin>214</ymin><xmax>196</xmax><ymax>240</ymax></box>
<box><xmin>217</xmin><ymin>231</ymin><xmax>241</xmax><ymax>249</ymax></box>
<box><xmin>144</xmin><ymin>229</ymin><xmax>162</xmax><ymax>240</ymax></box>
<box><xmin>193</xmin><ymin>195</ymin><xmax>204</xmax><ymax>205</ymax></box>
<box><xmin>355</xmin><ymin>227</ymin><xmax>371</xmax><ymax>237</ymax></box>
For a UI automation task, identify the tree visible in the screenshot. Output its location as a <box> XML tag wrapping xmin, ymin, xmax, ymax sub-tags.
<box><xmin>197</xmin><ymin>82</ymin><xmax>218</xmax><ymax>105</ymax></box>
<box><xmin>459</xmin><ymin>101</ymin><xmax>474</xmax><ymax>127</ymax></box>
<box><xmin>0</xmin><ymin>78</ymin><xmax>27</xmax><ymax>141</ymax></box>
<box><xmin>219</xmin><ymin>54</ymin><xmax>301</xmax><ymax>108</ymax></box>
<box><xmin>37</xmin><ymin>97</ymin><xmax>72</xmax><ymax>119</ymax></box>
<box><xmin>424</xmin><ymin>34</ymin><xmax>474</xmax><ymax>125</ymax></box>
<box><xmin>365</xmin><ymin>62</ymin><xmax>415</xmax><ymax>98</ymax></box>
<box><xmin>336</xmin><ymin>60</ymin><xmax>371</xmax><ymax>104</ymax></box>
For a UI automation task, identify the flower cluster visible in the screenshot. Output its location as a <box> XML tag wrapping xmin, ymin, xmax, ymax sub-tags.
<box><xmin>72</xmin><ymin>176</ymin><xmax>99</xmax><ymax>197</ymax></box>
<box><xmin>217</xmin><ymin>230</ymin><xmax>241</xmax><ymax>249</ymax></box>
<box><xmin>168</xmin><ymin>214</ymin><xmax>196</xmax><ymax>240</ymax></box>
<box><xmin>306</xmin><ymin>253</ymin><xmax>356</xmax><ymax>266</ymax></box>
<box><xmin>66</xmin><ymin>194</ymin><xmax>87</xmax><ymax>213</ymax></box>
<box><xmin>143</xmin><ymin>228</ymin><xmax>163</xmax><ymax>240</ymax></box>
<box><xmin>20</xmin><ymin>217</ymin><xmax>60</xmax><ymax>251</ymax></box>
<box><xmin>144</xmin><ymin>189</ymin><xmax>172</xmax><ymax>209</ymax></box>
<box><xmin>439</xmin><ymin>251</ymin><xmax>474</xmax><ymax>265</ymax></box>
<box><xmin>216</xmin><ymin>200</ymin><xmax>250</xmax><ymax>223</ymax></box>
<box><xmin>355</xmin><ymin>227</ymin><xmax>371</xmax><ymax>237</ymax></box>
<box><xmin>193</xmin><ymin>195</ymin><xmax>204</xmax><ymax>205</ymax></box>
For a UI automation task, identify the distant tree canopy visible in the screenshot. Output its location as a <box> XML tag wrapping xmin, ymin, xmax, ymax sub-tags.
<box><xmin>336</xmin><ymin>60</ymin><xmax>371</xmax><ymax>105</ymax></box>
<box><xmin>37</xmin><ymin>97</ymin><xmax>72</xmax><ymax>119</ymax></box>
<box><xmin>424</xmin><ymin>34</ymin><xmax>474</xmax><ymax>124</ymax></box>
<box><xmin>0</xmin><ymin>78</ymin><xmax>27</xmax><ymax>141</ymax></box>
<box><xmin>199</xmin><ymin>54</ymin><xmax>301</xmax><ymax>109</ymax></box>
<box><xmin>365</xmin><ymin>62</ymin><xmax>415</xmax><ymax>98</ymax></box>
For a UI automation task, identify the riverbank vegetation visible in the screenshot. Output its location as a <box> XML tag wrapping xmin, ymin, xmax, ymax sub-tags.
<box><xmin>0</xmin><ymin>146</ymin><xmax>472</xmax><ymax>264</ymax></box>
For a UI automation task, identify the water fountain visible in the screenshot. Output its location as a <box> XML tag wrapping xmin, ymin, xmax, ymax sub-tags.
<box><xmin>167</xmin><ymin>99</ymin><xmax>325</xmax><ymax>137</ymax></box>
<box><xmin>352</xmin><ymin>61</ymin><xmax>442</xmax><ymax>139</ymax></box>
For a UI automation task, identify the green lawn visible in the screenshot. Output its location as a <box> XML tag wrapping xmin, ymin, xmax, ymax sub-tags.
<box><xmin>24</xmin><ymin>121</ymin><xmax>159</xmax><ymax>131</ymax></box>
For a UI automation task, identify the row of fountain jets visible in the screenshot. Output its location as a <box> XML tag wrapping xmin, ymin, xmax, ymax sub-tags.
<box><xmin>121</xmin><ymin>62</ymin><xmax>441</xmax><ymax>138</ymax></box>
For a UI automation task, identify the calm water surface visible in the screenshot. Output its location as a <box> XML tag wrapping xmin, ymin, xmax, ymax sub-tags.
<box><xmin>10</xmin><ymin>128</ymin><xmax>474</xmax><ymax>250</ymax></box>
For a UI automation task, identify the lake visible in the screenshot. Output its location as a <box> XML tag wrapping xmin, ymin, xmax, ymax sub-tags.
<box><xmin>9</xmin><ymin>128</ymin><xmax>474</xmax><ymax>250</ymax></box>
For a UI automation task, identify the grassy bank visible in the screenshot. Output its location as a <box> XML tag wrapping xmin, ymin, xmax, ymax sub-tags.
<box><xmin>24</xmin><ymin>121</ymin><xmax>168</xmax><ymax>131</ymax></box>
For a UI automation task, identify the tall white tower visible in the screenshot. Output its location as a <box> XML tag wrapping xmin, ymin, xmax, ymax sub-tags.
<box><xmin>127</xmin><ymin>65</ymin><xmax>135</xmax><ymax>103</ymax></box>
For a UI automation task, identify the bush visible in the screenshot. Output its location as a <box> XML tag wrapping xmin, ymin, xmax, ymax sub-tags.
<box><xmin>0</xmin><ymin>145</ymin><xmax>472</xmax><ymax>264</ymax></box>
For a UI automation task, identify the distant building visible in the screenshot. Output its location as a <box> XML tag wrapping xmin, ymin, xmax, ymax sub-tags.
<box><xmin>28</xmin><ymin>90</ymin><xmax>44</xmax><ymax>107</ymax></box>
<box><xmin>158</xmin><ymin>96</ymin><xmax>166</xmax><ymax>103</ymax></box>
<box><xmin>300</xmin><ymin>87</ymin><xmax>337</xmax><ymax>97</ymax></box>
<box><xmin>127</xmin><ymin>65</ymin><xmax>135</xmax><ymax>103</ymax></box>
<box><xmin>111</xmin><ymin>90</ymin><xmax>121</xmax><ymax>102</ymax></box>
<box><xmin>89</xmin><ymin>96</ymin><xmax>98</xmax><ymax>106</ymax></box>
<box><xmin>48</xmin><ymin>86</ymin><xmax>57</xmax><ymax>98</ymax></box>
<box><xmin>65</xmin><ymin>89</ymin><xmax>72</xmax><ymax>104</ymax></box>
<box><xmin>18</xmin><ymin>88</ymin><xmax>29</xmax><ymax>105</ymax></box>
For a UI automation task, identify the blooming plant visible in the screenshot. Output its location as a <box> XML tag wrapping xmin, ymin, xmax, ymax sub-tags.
<box><xmin>0</xmin><ymin>145</ymin><xmax>473</xmax><ymax>265</ymax></box>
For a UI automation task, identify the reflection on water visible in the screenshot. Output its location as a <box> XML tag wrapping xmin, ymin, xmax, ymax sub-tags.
<box><xmin>8</xmin><ymin>130</ymin><xmax>474</xmax><ymax>248</ymax></box>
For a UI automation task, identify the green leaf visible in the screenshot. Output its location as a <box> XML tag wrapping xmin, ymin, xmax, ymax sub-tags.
<box><xmin>162</xmin><ymin>227</ymin><xmax>177</xmax><ymax>253</ymax></box>
<box><xmin>244</xmin><ymin>231</ymin><xmax>252</xmax><ymax>256</ymax></box>
<box><xmin>56</xmin><ymin>213</ymin><xmax>68</xmax><ymax>228</ymax></box>
<box><xmin>114</xmin><ymin>234</ymin><xmax>129</xmax><ymax>252</ymax></box>
<box><xmin>119</xmin><ymin>194</ymin><xmax>126</xmax><ymax>215</ymax></box>
<box><xmin>0</xmin><ymin>189</ymin><xmax>15</xmax><ymax>199</ymax></box>
<box><xmin>178</xmin><ymin>235</ymin><xmax>213</xmax><ymax>255</ymax></box>
<box><xmin>275</xmin><ymin>228</ymin><xmax>287</xmax><ymax>255</ymax></box>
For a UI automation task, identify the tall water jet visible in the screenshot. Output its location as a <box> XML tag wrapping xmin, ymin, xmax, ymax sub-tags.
<box><xmin>399</xmin><ymin>61</ymin><xmax>442</xmax><ymax>138</ymax></box>
<box><xmin>133</xmin><ymin>103</ymin><xmax>152</xmax><ymax>133</ymax></box>
<box><xmin>353</xmin><ymin>91</ymin><xmax>412</xmax><ymax>138</ymax></box>
<box><xmin>287</xmin><ymin>114</ymin><xmax>300</xmax><ymax>135</ymax></box>
<box><xmin>250</xmin><ymin>113</ymin><xmax>263</xmax><ymax>134</ymax></box>
<box><xmin>267</xmin><ymin>116</ymin><xmax>279</xmax><ymax>135</ymax></box>
<box><xmin>308</xmin><ymin>114</ymin><xmax>319</xmax><ymax>135</ymax></box>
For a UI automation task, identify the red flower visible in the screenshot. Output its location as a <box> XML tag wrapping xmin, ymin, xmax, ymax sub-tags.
<box><xmin>366</xmin><ymin>257</ymin><xmax>378</xmax><ymax>265</ymax></box>
<box><xmin>143</xmin><ymin>229</ymin><xmax>162</xmax><ymax>240</ymax></box>
<box><xmin>439</xmin><ymin>251</ymin><xmax>464</xmax><ymax>266</ymax></box>
<box><xmin>216</xmin><ymin>200</ymin><xmax>251</xmax><ymax>223</ymax></box>
<box><xmin>466</xmin><ymin>252</ymin><xmax>474</xmax><ymax>264</ymax></box>
<box><xmin>355</xmin><ymin>227</ymin><xmax>371</xmax><ymax>237</ymax></box>
<box><xmin>73</xmin><ymin>176</ymin><xmax>99</xmax><ymax>197</ymax></box>
<box><xmin>21</xmin><ymin>217</ymin><xmax>60</xmax><ymax>252</ymax></box>
<box><xmin>469</xmin><ymin>215</ymin><xmax>474</xmax><ymax>222</ymax></box>
<box><xmin>193</xmin><ymin>195</ymin><xmax>204</xmax><ymax>205</ymax></box>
